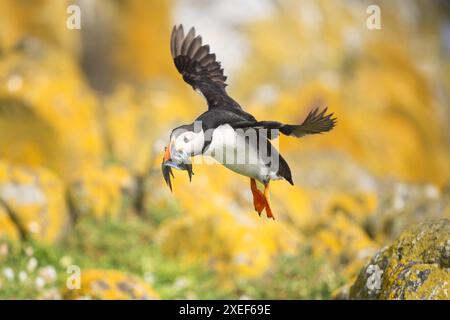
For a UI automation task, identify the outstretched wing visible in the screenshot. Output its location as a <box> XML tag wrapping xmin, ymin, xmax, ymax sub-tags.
<box><xmin>259</xmin><ymin>107</ymin><xmax>337</xmax><ymax>138</ymax></box>
<box><xmin>171</xmin><ymin>25</ymin><xmax>242</xmax><ymax>110</ymax></box>
<box><xmin>227</xmin><ymin>107</ymin><xmax>337</xmax><ymax>139</ymax></box>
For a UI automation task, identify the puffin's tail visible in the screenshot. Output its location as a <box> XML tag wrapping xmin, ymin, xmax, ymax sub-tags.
<box><xmin>256</xmin><ymin>107</ymin><xmax>336</xmax><ymax>138</ymax></box>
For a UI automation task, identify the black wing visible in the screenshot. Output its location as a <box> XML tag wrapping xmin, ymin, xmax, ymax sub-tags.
<box><xmin>256</xmin><ymin>107</ymin><xmax>337</xmax><ymax>138</ymax></box>
<box><xmin>171</xmin><ymin>25</ymin><xmax>242</xmax><ymax>110</ymax></box>
<box><xmin>213</xmin><ymin>107</ymin><xmax>337</xmax><ymax>139</ymax></box>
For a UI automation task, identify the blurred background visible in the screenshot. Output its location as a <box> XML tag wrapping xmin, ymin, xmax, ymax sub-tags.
<box><xmin>0</xmin><ymin>0</ymin><xmax>449</xmax><ymax>299</ymax></box>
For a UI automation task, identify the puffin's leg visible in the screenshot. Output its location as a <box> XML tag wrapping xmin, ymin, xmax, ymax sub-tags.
<box><xmin>250</xmin><ymin>178</ymin><xmax>265</xmax><ymax>215</ymax></box>
<box><xmin>263</xmin><ymin>181</ymin><xmax>275</xmax><ymax>220</ymax></box>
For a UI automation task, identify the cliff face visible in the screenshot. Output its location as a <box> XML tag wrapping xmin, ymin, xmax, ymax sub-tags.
<box><xmin>350</xmin><ymin>220</ymin><xmax>450</xmax><ymax>300</ymax></box>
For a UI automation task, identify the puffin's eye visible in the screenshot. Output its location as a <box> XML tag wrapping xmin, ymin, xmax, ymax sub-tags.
<box><xmin>183</xmin><ymin>136</ymin><xmax>190</xmax><ymax>143</ymax></box>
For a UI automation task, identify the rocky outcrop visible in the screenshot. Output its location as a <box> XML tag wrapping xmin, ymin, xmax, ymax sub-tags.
<box><xmin>0</xmin><ymin>41</ymin><xmax>105</xmax><ymax>180</ymax></box>
<box><xmin>349</xmin><ymin>219</ymin><xmax>450</xmax><ymax>299</ymax></box>
<box><xmin>63</xmin><ymin>269</ymin><xmax>159</xmax><ymax>300</ymax></box>
<box><xmin>0</xmin><ymin>160</ymin><xmax>69</xmax><ymax>243</ymax></box>
<box><xmin>67</xmin><ymin>165</ymin><xmax>135</xmax><ymax>220</ymax></box>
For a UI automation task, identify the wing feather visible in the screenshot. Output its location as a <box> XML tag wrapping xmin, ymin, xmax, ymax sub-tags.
<box><xmin>174</xmin><ymin>25</ymin><xmax>184</xmax><ymax>56</ymax></box>
<box><xmin>192</xmin><ymin>45</ymin><xmax>209</xmax><ymax>60</ymax></box>
<box><xmin>181</xmin><ymin>27</ymin><xmax>195</xmax><ymax>55</ymax></box>
<box><xmin>187</xmin><ymin>36</ymin><xmax>202</xmax><ymax>58</ymax></box>
<box><xmin>171</xmin><ymin>24</ymin><xmax>241</xmax><ymax>110</ymax></box>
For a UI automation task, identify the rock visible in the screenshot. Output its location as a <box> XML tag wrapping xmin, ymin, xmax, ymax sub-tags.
<box><xmin>67</xmin><ymin>165</ymin><xmax>135</xmax><ymax>219</ymax></box>
<box><xmin>110</xmin><ymin>0</ymin><xmax>173</xmax><ymax>83</ymax></box>
<box><xmin>238</xmin><ymin>2</ymin><xmax>450</xmax><ymax>185</ymax></box>
<box><xmin>154</xmin><ymin>165</ymin><xmax>302</xmax><ymax>280</ymax></box>
<box><xmin>63</xmin><ymin>269</ymin><xmax>159</xmax><ymax>300</ymax></box>
<box><xmin>312</xmin><ymin>211</ymin><xmax>378</xmax><ymax>277</ymax></box>
<box><xmin>104</xmin><ymin>83</ymin><xmax>202</xmax><ymax>176</ymax></box>
<box><xmin>0</xmin><ymin>0</ymin><xmax>77</xmax><ymax>51</ymax></box>
<box><xmin>365</xmin><ymin>182</ymin><xmax>450</xmax><ymax>243</ymax></box>
<box><xmin>349</xmin><ymin>219</ymin><xmax>450</xmax><ymax>299</ymax></box>
<box><xmin>0</xmin><ymin>42</ymin><xmax>105</xmax><ymax>180</ymax></box>
<box><xmin>156</xmin><ymin>209</ymin><xmax>301</xmax><ymax>280</ymax></box>
<box><xmin>0</xmin><ymin>160</ymin><xmax>69</xmax><ymax>243</ymax></box>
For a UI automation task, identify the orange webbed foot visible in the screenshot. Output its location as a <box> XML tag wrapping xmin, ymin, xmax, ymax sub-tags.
<box><xmin>263</xmin><ymin>182</ymin><xmax>275</xmax><ymax>220</ymax></box>
<box><xmin>250</xmin><ymin>178</ymin><xmax>265</xmax><ymax>215</ymax></box>
<box><xmin>250</xmin><ymin>179</ymin><xmax>275</xmax><ymax>220</ymax></box>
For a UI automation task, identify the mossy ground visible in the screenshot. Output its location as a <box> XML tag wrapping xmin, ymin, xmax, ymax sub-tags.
<box><xmin>0</xmin><ymin>210</ymin><xmax>344</xmax><ymax>299</ymax></box>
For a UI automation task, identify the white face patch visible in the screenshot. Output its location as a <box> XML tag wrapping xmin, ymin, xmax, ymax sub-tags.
<box><xmin>173</xmin><ymin>130</ymin><xmax>205</xmax><ymax>158</ymax></box>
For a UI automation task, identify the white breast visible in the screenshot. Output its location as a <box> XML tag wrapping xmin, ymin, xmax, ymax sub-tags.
<box><xmin>204</xmin><ymin>124</ymin><xmax>281</xmax><ymax>183</ymax></box>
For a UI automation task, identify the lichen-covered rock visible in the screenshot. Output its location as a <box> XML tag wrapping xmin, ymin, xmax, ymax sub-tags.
<box><xmin>103</xmin><ymin>80</ymin><xmax>206</xmax><ymax>178</ymax></box>
<box><xmin>156</xmin><ymin>209</ymin><xmax>301</xmax><ymax>280</ymax></box>
<box><xmin>63</xmin><ymin>269</ymin><xmax>159</xmax><ymax>300</ymax></box>
<box><xmin>325</xmin><ymin>192</ymin><xmax>377</xmax><ymax>226</ymax></box>
<box><xmin>154</xmin><ymin>164</ymin><xmax>302</xmax><ymax>280</ymax></box>
<box><xmin>0</xmin><ymin>0</ymin><xmax>77</xmax><ymax>51</ymax></box>
<box><xmin>312</xmin><ymin>212</ymin><xmax>378</xmax><ymax>277</ymax></box>
<box><xmin>0</xmin><ymin>160</ymin><xmax>69</xmax><ymax>243</ymax></box>
<box><xmin>67</xmin><ymin>165</ymin><xmax>135</xmax><ymax>219</ymax></box>
<box><xmin>0</xmin><ymin>42</ymin><xmax>104</xmax><ymax>180</ymax></box>
<box><xmin>365</xmin><ymin>183</ymin><xmax>450</xmax><ymax>243</ymax></box>
<box><xmin>111</xmin><ymin>0</ymin><xmax>173</xmax><ymax>83</ymax></box>
<box><xmin>238</xmin><ymin>2</ymin><xmax>450</xmax><ymax>185</ymax></box>
<box><xmin>349</xmin><ymin>219</ymin><xmax>450</xmax><ymax>299</ymax></box>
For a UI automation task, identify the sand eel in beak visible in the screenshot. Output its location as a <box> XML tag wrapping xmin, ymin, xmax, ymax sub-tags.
<box><xmin>162</xmin><ymin>25</ymin><xmax>337</xmax><ymax>219</ymax></box>
<box><xmin>162</xmin><ymin>132</ymin><xmax>194</xmax><ymax>192</ymax></box>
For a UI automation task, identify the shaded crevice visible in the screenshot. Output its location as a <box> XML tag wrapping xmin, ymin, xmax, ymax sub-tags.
<box><xmin>0</xmin><ymin>196</ymin><xmax>29</xmax><ymax>241</ymax></box>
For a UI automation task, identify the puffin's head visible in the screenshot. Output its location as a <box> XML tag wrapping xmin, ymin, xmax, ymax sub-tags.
<box><xmin>161</xmin><ymin>123</ymin><xmax>204</xmax><ymax>191</ymax></box>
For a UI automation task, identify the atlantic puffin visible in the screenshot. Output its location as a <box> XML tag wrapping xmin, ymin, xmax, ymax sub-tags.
<box><xmin>162</xmin><ymin>25</ymin><xmax>336</xmax><ymax>219</ymax></box>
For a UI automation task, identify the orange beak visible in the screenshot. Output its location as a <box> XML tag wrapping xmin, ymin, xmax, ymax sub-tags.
<box><xmin>163</xmin><ymin>142</ymin><xmax>171</xmax><ymax>161</ymax></box>
<box><xmin>161</xmin><ymin>139</ymin><xmax>194</xmax><ymax>192</ymax></box>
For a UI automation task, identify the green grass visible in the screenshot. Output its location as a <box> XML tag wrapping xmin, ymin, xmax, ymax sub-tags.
<box><xmin>0</xmin><ymin>212</ymin><xmax>343</xmax><ymax>299</ymax></box>
<box><xmin>239</xmin><ymin>251</ymin><xmax>344</xmax><ymax>299</ymax></box>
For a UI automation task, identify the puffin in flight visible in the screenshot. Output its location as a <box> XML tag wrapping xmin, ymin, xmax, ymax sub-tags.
<box><xmin>162</xmin><ymin>25</ymin><xmax>336</xmax><ymax>219</ymax></box>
